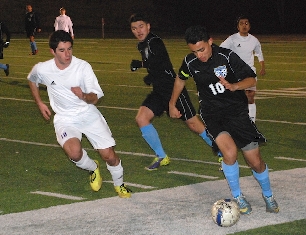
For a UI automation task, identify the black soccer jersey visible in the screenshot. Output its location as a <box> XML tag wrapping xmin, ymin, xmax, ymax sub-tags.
<box><xmin>178</xmin><ymin>44</ymin><xmax>256</xmax><ymax>117</ymax></box>
<box><xmin>25</xmin><ymin>11</ymin><xmax>40</xmax><ymax>32</ymax></box>
<box><xmin>137</xmin><ymin>32</ymin><xmax>175</xmax><ymax>95</ymax></box>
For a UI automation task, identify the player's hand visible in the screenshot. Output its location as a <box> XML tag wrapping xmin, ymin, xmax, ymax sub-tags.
<box><xmin>3</xmin><ymin>41</ymin><xmax>9</xmax><ymax>48</ymax></box>
<box><xmin>130</xmin><ymin>60</ymin><xmax>142</xmax><ymax>71</ymax></box>
<box><xmin>143</xmin><ymin>74</ymin><xmax>153</xmax><ymax>86</ymax></box>
<box><xmin>218</xmin><ymin>76</ymin><xmax>237</xmax><ymax>91</ymax></box>
<box><xmin>169</xmin><ymin>104</ymin><xmax>182</xmax><ymax>119</ymax></box>
<box><xmin>38</xmin><ymin>102</ymin><xmax>52</xmax><ymax>120</ymax></box>
<box><xmin>36</xmin><ymin>28</ymin><xmax>41</xmax><ymax>33</ymax></box>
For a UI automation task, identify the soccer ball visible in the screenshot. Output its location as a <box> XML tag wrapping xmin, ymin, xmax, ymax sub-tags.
<box><xmin>211</xmin><ymin>199</ymin><xmax>240</xmax><ymax>227</ymax></box>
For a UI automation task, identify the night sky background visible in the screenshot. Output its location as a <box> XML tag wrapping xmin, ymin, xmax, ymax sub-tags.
<box><xmin>1</xmin><ymin>0</ymin><xmax>306</xmax><ymax>37</ymax></box>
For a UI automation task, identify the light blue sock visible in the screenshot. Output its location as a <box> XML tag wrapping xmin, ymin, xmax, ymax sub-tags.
<box><xmin>200</xmin><ymin>130</ymin><xmax>222</xmax><ymax>157</ymax></box>
<box><xmin>199</xmin><ymin>129</ymin><xmax>212</xmax><ymax>146</ymax></box>
<box><xmin>222</xmin><ymin>161</ymin><xmax>241</xmax><ymax>198</ymax></box>
<box><xmin>140</xmin><ymin>124</ymin><xmax>166</xmax><ymax>158</ymax></box>
<box><xmin>252</xmin><ymin>165</ymin><xmax>272</xmax><ymax>197</ymax></box>
<box><xmin>0</xmin><ymin>64</ymin><xmax>6</xmax><ymax>70</ymax></box>
<box><xmin>30</xmin><ymin>42</ymin><xmax>37</xmax><ymax>52</ymax></box>
<box><xmin>33</xmin><ymin>41</ymin><xmax>37</xmax><ymax>50</ymax></box>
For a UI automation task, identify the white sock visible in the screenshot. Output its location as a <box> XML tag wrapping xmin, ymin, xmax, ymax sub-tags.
<box><xmin>248</xmin><ymin>103</ymin><xmax>256</xmax><ymax>123</ymax></box>
<box><xmin>72</xmin><ymin>149</ymin><xmax>97</xmax><ymax>171</ymax></box>
<box><xmin>106</xmin><ymin>160</ymin><xmax>123</xmax><ymax>187</ymax></box>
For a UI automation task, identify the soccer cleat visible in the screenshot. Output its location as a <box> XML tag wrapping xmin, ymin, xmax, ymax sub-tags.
<box><xmin>114</xmin><ymin>184</ymin><xmax>132</xmax><ymax>198</ymax></box>
<box><xmin>145</xmin><ymin>155</ymin><xmax>170</xmax><ymax>171</ymax></box>
<box><xmin>32</xmin><ymin>50</ymin><xmax>38</xmax><ymax>55</ymax></box>
<box><xmin>4</xmin><ymin>64</ymin><xmax>9</xmax><ymax>76</ymax></box>
<box><xmin>262</xmin><ymin>194</ymin><xmax>279</xmax><ymax>213</ymax></box>
<box><xmin>89</xmin><ymin>160</ymin><xmax>102</xmax><ymax>192</ymax></box>
<box><xmin>234</xmin><ymin>194</ymin><xmax>252</xmax><ymax>215</ymax></box>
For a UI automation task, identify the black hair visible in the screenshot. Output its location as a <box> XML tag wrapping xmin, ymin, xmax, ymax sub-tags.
<box><xmin>129</xmin><ymin>13</ymin><xmax>149</xmax><ymax>24</ymax></box>
<box><xmin>184</xmin><ymin>25</ymin><xmax>210</xmax><ymax>44</ymax></box>
<box><xmin>49</xmin><ymin>30</ymin><xmax>73</xmax><ymax>52</ymax></box>
<box><xmin>236</xmin><ymin>15</ymin><xmax>250</xmax><ymax>25</ymax></box>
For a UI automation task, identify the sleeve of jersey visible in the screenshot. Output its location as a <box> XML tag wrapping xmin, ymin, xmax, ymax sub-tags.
<box><xmin>219</xmin><ymin>37</ymin><xmax>231</xmax><ymax>49</ymax></box>
<box><xmin>27</xmin><ymin>63</ymin><xmax>42</xmax><ymax>87</ymax></box>
<box><xmin>82</xmin><ymin>63</ymin><xmax>104</xmax><ymax>99</ymax></box>
<box><xmin>178</xmin><ymin>58</ymin><xmax>190</xmax><ymax>80</ymax></box>
<box><xmin>254</xmin><ymin>40</ymin><xmax>264</xmax><ymax>62</ymax></box>
<box><xmin>229</xmin><ymin>52</ymin><xmax>256</xmax><ymax>81</ymax></box>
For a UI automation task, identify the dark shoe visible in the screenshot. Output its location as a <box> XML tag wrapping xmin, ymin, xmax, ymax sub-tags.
<box><xmin>4</xmin><ymin>64</ymin><xmax>9</xmax><ymax>76</ymax></box>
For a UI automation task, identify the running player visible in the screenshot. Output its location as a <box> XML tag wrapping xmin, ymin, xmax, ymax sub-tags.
<box><xmin>220</xmin><ymin>15</ymin><xmax>265</xmax><ymax>123</ymax></box>
<box><xmin>129</xmin><ymin>13</ymin><xmax>220</xmax><ymax>170</ymax></box>
<box><xmin>28</xmin><ymin>30</ymin><xmax>131</xmax><ymax>198</ymax></box>
<box><xmin>169</xmin><ymin>25</ymin><xmax>279</xmax><ymax>214</ymax></box>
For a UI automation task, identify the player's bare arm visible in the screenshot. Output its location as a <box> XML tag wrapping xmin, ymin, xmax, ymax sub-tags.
<box><xmin>219</xmin><ymin>76</ymin><xmax>256</xmax><ymax>92</ymax></box>
<box><xmin>169</xmin><ymin>76</ymin><xmax>186</xmax><ymax>118</ymax></box>
<box><xmin>28</xmin><ymin>81</ymin><xmax>52</xmax><ymax>120</ymax></box>
<box><xmin>259</xmin><ymin>61</ymin><xmax>266</xmax><ymax>76</ymax></box>
<box><xmin>71</xmin><ymin>86</ymin><xmax>98</xmax><ymax>104</ymax></box>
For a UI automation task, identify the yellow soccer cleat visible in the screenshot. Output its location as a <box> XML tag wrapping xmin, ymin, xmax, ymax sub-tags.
<box><xmin>145</xmin><ymin>155</ymin><xmax>170</xmax><ymax>171</ymax></box>
<box><xmin>114</xmin><ymin>184</ymin><xmax>132</xmax><ymax>198</ymax></box>
<box><xmin>89</xmin><ymin>160</ymin><xmax>102</xmax><ymax>192</ymax></box>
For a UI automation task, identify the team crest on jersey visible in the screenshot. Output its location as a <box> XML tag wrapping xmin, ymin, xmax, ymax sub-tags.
<box><xmin>214</xmin><ymin>65</ymin><xmax>227</xmax><ymax>77</ymax></box>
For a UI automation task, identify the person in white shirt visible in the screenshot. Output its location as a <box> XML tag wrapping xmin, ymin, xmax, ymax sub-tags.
<box><xmin>28</xmin><ymin>30</ymin><xmax>131</xmax><ymax>198</ymax></box>
<box><xmin>54</xmin><ymin>7</ymin><xmax>74</xmax><ymax>39</ymax></box>
<box><xmin>220</xmin><ymin>15</ymin><xmax>265</xmax><ymax>123</ymax></box>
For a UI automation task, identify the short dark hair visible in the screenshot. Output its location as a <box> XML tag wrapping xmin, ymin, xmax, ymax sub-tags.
<box><xmin>236</xmin><ymin>15</ymin><xmax>250</xmax><ymax>25</ymax></box>
<box><xmin>129</xmin><ymin>13</ymin><xmax>149</xmax><ymax>24</ymax></box>
<box><xmin>49</xmin><ymin>30</ymin><xmax>73</xmax><ymax>51</ymax></box>
<box><xmin>184</xmin><ymin>25</ymin><xmax>210</xmax><ymax>44</ymax></box>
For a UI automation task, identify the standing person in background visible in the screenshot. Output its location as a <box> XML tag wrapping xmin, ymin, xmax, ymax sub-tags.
<box><xmin>54</xmin><ymin>7</ymin><xmax>74</xmax><ymax>40</ymax></box>
<box><xmin>220</xmin><ymin>15</ymin><xmax>265</xmax><ymax>123</ymax></box>
<box><xmin>28</xmin><ymin>30</ymin><xmax>131</xmax><ymax>198</ymax></box>
<box><xmin>0</xmin><ymin>21</ymin><xmax>10</xmax><ymax>76</ymax></box>
<box><xmin>129</xmin><ymin>13</ymin><xmax>221</xmax><ymax>171</ymax></box>
<box><xmin>25</xmin><ymin>4</ymin><xmax>41</xmax><ymax>55</ymax></box>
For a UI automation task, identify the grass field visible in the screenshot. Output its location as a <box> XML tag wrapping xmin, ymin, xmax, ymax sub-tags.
<box><xmin>0</xmin><ymin>35</ymin><xmax>305</xmax><ymax>234</ymax></box>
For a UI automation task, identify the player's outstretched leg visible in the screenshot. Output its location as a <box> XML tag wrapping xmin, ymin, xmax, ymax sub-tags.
<box><xmin>140</xmin><ymin>123</ymin><xmax>170</xmax><ymax>170</ymax></box>
<box><xmin>252</xmin><ymin>166</ymin><xmax>279</xmax><ymax>213</ymax></box>
<box><xmin>106</xmin><ymin>160</ymin><xmax>132</xmax><ymax>198</ymax></box>
<box><xmin>222</xmin><ymin>161</ymin><xmax>252</xmax><ymax>215</ymax></box>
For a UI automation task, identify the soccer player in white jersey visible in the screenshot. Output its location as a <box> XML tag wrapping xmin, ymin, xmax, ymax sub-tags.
<box><xmin>54</xmin><ymin>7</ymin><xmax>74</xmax><ymax>39</ymax></box>
<box><xmin>28</xmin><ymin>30</ymin><xmax>131</xmax><ymax>198</ymax></box>
<box><xmin>220</xmin><ymin>15</ymin><xmax>265</xmax><ymax>123</ymax></box>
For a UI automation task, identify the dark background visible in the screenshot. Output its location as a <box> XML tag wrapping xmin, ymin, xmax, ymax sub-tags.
<box><xmin>1</xmin><ymin>0</ymin><xmax>305</xmax><ymax>38</ymax></box>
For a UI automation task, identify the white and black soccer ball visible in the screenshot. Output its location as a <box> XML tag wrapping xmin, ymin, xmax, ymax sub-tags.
<box><xmin>211</xmin><ymin>199</ymin><xmax>240</xmax><ymax>227</ymax></box>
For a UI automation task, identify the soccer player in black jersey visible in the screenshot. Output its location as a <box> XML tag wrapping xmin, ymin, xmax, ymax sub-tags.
<box><xmin>129</xmin><ymin>14</ymin><xmax>219</xmax><ymax>170</ymax></box>
<box><xmin>169</xmin><ymin>25</ymin><xmax>279</xmax><ymax>214</ymax></box>
<box><xmin>25</xmin><ymin>4</ymin><xmax>41</xmax><ymax>55</ymax></box>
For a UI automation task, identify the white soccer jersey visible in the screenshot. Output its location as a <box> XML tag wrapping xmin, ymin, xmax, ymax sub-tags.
<box><xmin>54</xmin><ymin>14</ymin><xmax>74</xmax><ymax>36</ymax></box>
<box><xmin>27</xmin><ymin>56</ymin><xmax>103</xmax><ymax>116</ymax></box>
<box><xmin>220</xmin><ymin>33</ymin><xmax>264</xmax><ymax>73</ymax></box>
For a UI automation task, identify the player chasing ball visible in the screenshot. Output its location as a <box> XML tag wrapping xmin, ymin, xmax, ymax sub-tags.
<box><xmin>28</xmin><ymin>30</ymin><xmax>131</xmax><ymax>198</ymax></box>
<box><xmin>169</xmin><ymin>25</ymin><xmax>279</xmax><ymax>215</ymax></box>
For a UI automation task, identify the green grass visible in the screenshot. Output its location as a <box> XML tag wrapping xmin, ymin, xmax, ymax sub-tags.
<box><xmin>0</xmin><ymin>37</ymin><xmax>305</xmax><ymax>234</ymax></box>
